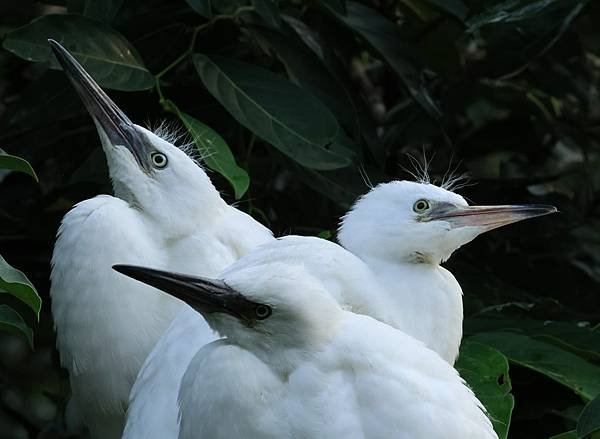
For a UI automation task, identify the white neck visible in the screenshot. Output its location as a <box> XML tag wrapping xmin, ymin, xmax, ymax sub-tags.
<box><xmin>355</xmin><ymin>254</ymin><xmax>463</xmax><ymax>364</ymax></box>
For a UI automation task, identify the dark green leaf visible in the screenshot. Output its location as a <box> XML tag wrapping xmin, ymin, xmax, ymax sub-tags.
<box><xmin>549</xmin><ymin>431</ymin><xmax>577</xmax><ymax>439</ymax></box>
<box><xmin>456</xmin><ymin>340</ymin><xmax>514</xmax><ymax>439</ymax></box>
<box><xmin>0</xmin><ymin>305</ymin><xmax>33</xmax><ymax>348</ymax></box>
<box><xmin>0</xmin><ymin>149</ymin><xmax>38</xmax><ymax>181</ymax></box>
<box><xmin>422</xmin><ymin>0</ymin><xmax>468</xmax><ymax>21</ymax></box>
<box><xmin>251</xmin><ymin>0</ymin><xmax>282</xmax><ymax>28</ymax></box>
<box><xmin>465</xmin><ymin>317</ymin><xmax>600</xmax><ymax>362</ymax></box>
<box><xmin>193</xmin><ymin>54</ymin><xmax>353</xmax><ymax>170</ymax></box>
<box><xmin>578</xmin><ymin>394</ymin><xmax>600</xmax><ymax>438</ymax></box>
<box><xmin>327</xmin><ymin>1</ymin><xmax>442</xmax><ymax>119</ymax></box>
<box><xmin>471</xmin><ymin>332</ymin><xmax>600</xmax><ymax>401</ymax></box>
<box><xmin>3</xmin><ymin>14</ymin><xmax>154</xmax><ymax>91</ymax></box>
<box><xmin>164</xmin><ymin>100</ymin><xmax>250</xmax><ymax>199</ymax></box>
<box><xmin>319</xmin><ymin>0</ymin><xmax>346</xmax><ymax>15</ymax></box>
<box><xmin>252</xmin><ymin>27</ymin><xmax>360</xmax><ymax>139</ymax></box>
<box><xmin>466</xmin><ymin>0</ymin><xmax>581</xmax><ymax>32</ymax></box>
<box><xmin>0</xmin><ymin>254</ymin><xmax>41</xmax><ymax>319</ymax></box>
<box><xmin>82</xmin><ymin>0</ymin><xmax>124</xmax><ymax>22</ymax></box>
<box><xmin>186</xmin><ymin>0</ymin><xmax>212</xmax><ymax>17</ymax></box>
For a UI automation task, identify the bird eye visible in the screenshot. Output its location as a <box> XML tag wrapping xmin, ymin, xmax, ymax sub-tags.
<box><xmin>254</xmin><ymin>304</ymin><xmax>272</xmax><ymax>320</ymax></box>
<box><xmin>413</xmin><ymin>199</ymin><xmax>430</xmax><ymax>213</ymax></box>
<box><xmin>151</xmin><ymin>152</ymin><xmax>168</xmax><ymax>169</ymax></box>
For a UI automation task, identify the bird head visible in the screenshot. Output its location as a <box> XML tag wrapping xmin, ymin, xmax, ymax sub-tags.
<box><xmin>338</xmin><ymin>180</ymin><xmax>557</xmax><ymax>265</ymax></box>
<box><xmin>113</xmin><ymin>262</ymin><xmax>342</xmax><ymax>370</ymax></box>
<box><xmin>49</xmin><ymin>40</ymin><xmax>224</xmax><ymax>237</ymax></box>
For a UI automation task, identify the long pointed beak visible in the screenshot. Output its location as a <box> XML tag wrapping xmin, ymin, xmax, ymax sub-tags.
<box><xmin>112</xmin><ymin>265</ymin><xmax>267</xmax><ymax>323</ymax></box>
<box><xmin>48</xmin><ymin>39</ymin><xmax>151</xmax><ymax>171</ymax></box>
<box><xmin>426</xmin><ymin>203</ymin><xmax>557</xmax><ymax>230</ymax></box>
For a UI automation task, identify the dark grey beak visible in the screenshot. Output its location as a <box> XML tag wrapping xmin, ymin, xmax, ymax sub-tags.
<box><xmin>48</xmin><ymin>39</ymin><xmax>151</xmax><ymax>171</ymax></box>
<box><xmin>426</xmin><ymin>203</ymin><xmax>557</xmax><ymax>230</ymax></box>
<box><xmin>112</xmin><ymin>265</ymin><xmax>271</xmax><ymax>323</ymax></box>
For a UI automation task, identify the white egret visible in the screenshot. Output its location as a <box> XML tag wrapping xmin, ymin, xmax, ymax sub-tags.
<box><xmin>125</xmin><ymin>179</ymin><xmax>555</xmax><ymax>438</ymax></box>
<box><xmin>114</xmin><ymin>262</ymin><xmax>499</xmax><ymax>439</ymax></box>
<box><xmin>337</xmin><ymin>180</ymin><xmax>556</xmax><ymax>362</ymax></box>
<box><xmin>48</xmin><ymin>40</ymin><xmax>272</xmax><ymax>439</ymax></box>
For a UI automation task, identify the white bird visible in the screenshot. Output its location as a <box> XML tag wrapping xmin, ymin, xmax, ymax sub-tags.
<box><xmin>124</xmin><ymin>179</ymin><xmax>555</xmax><ymax>438</ymax></box>
<box><xmin>47</xmin><ymin>40</ymin><xmax>272</xmax><ymax>438</ymax></box>
<box><xmin>114</xmin><ymin>261</ymin><xmax>500</xmax><ymax>439</ymax></box>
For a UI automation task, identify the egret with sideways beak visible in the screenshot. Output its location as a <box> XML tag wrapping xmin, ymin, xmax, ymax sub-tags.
<box><xmin>114</xmin><ymin>260</ymin><xmax>500</xmax><ymax>439</ymax></box>
<box><xmin>123</xmin><ymin>178</ymin><xmax>555</xmax><ymax>438</ymax></box>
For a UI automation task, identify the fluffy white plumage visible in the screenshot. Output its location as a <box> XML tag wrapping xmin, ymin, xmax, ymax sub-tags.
<box><xmin>50</xmin><ymin>124</ymin><xmax>272</xmax><ymax>438</ymax></box>
<box><xmin>122</xmin><ymin>260</ymin><xmax>498</xmax><ymax>439</ymax></box>
<box><xmin>126</xmin><ymin>180</ymin><xmax>554</xmax><ymax>438</ymax></box>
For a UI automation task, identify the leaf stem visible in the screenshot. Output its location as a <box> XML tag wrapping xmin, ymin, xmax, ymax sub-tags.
<box><xmin>154</xmin><ymin>5</ymin><xmax>255</xmax><ymax>106</ymax></box>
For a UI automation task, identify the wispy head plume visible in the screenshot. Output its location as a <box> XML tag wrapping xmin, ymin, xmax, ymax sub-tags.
<box><xmin>400</xmin><ymin>148</ymin><xmax>474</xmax><ymax>193</ymax></box>
<box><xmin>148</xmin><ymin>119</ymin><xmax>207</xmax><ymax>167</ymax></box>
<box><xmin>400</xmin><ymin>148</ymin><xmax>433</xmax><ymax>184</ymax></box>
<box><xmin>440</xmin><ymin>155</ymin><xmax>474</xmax><ymax>192</ymax></box>
<box><xmin>358</xmin><ymin>164</ymin><xmax>374</xmax><ymax>189</ymax></box>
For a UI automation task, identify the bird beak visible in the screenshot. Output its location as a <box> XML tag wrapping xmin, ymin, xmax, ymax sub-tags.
<box><xmin>425</xmin><ymin>203</ymin><xmax>557</xmax><ymax>230</ymax></box>
<box><xmin>48</xmin><ymin>39</ymin><xmax>152</xmax><ymax>172</ymax></box>
<box><xmin>112</xmin><ymin>265</ymin><xmax>263</xmax><ymax>323</ymax></box>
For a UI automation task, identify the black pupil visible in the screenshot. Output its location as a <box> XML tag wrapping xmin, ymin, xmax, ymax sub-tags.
<box><xmin>417</xmin><ymin>202</ymin><xmax>426</xmax><ymax>210</ymax></box>
<box><xmin>255</xmin><ymin>305</ymin><xmax>270</xmax><ymax>318</ymax></box>
<box><xmin>154</xmin><ymin>154</ymin><xmax>165</xmax><ymax>165</ymax></box>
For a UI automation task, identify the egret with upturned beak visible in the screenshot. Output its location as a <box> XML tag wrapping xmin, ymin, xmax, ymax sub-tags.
<box><xmin>114</xmin><ymin>261</ymin><xmax>500</xmax><ymax>439</ymax></box>
<box><xmin>48</xmin><ymin>40</ymin><xmax>272</xmax><ymax>439</ymax></box>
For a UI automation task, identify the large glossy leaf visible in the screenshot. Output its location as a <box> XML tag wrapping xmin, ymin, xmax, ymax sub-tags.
<box><xmin>3</xmin><ymin>14</ymin><xmax>154</xmax><ymax>91</ymax></box>
<box><xmin>471</xmin><ymin>332</ymin><xmax>600</xmax><ymax>401</ymax></box>
<box><xmin>193</xmin><ymin>54</ymin><xmax>354</xmax><ymax>170</ymax></box>
<box><xmin>0</xmin><ymin>305</ymin><xmax>33</xmax><ymax>348</ymax></box>
<box><xmin>465</xmin><ymin>317</ymin><xmax>600</xmax><ymax>362</ymax></box>
<box><xmin>164</xmin><ymin>100</ymin><xmax>250</xmax><ymax>199</ymax></box>
<box><xmin>252</xmin><ymin>27</ymin><xmax>360</xmax><ymax>140</ymax></box>
<box><xmin>0</xmin><ymin>149</ymin><xmax>38</xmax><ymax>181</ymax></box>
<box><xmin>0</xmin><ymin>255</ymin><xmax>41</xmax><ymax>319</ymax></box>
<box><xmin>578</xmin><ymin>394</ymin><xmax>600</xmax><ymax>438</ymax></box>
<box><xmin>327</xmin><ymin>1</ymin><xmax>442</xmax><ymax>119</ymax></box>
<box><xmin>186</xmin><ymin>0</ymin><xmax>212</xmax><ymax>17</ymax></box>
<box><xmin>456</xmin><ymin>341</ymin><xmax>514</xmax><ymax>439</ymax></box>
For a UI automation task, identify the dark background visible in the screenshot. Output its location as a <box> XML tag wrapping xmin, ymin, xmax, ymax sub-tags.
<box><xmin>0</xmin><ymin>0</ymin><xmax>599</xmax><ymax>438</ymax></box>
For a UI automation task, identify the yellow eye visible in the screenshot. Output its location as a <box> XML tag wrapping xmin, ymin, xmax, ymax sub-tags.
<box><xmin>413</xmin><ymin>199</ymin><xmax>430</xmax><ymax>213</ymax></box>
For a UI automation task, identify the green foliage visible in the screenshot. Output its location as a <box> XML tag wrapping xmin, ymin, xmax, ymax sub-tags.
<box><xmin>456</xmin><ymin>341</ymin><xmax>514</xmax><ymax>439</ymax></box>
<box><xmin>165</xmin><ymin>99</ymin><xmax>250</xmax><ymax>199</ymax></box>
<box><xmin>193</xmin><ymin>54</ymin><xmax>353</xmax><ymax>170</ymax></box>
<box><xmin>3</xmin><ymin>14</ymin><xmax>154</xmax><ymax>90</ymax></box>
<box><xmin>0</xmin><ymin>254</ymin><xmax>41</xmax><ymax>319</ymax></box>
<box><xmin>0</xmin><ymin>148</ymin><xmax>38</xmax><ymax>181</ymax></box>
<box><xmin>0</xmin><ymin>0</ymin><xmax>598</xmax><ymax>437</ymax></box>
<box><xmin>472</xmin><ymin>332</ymin><xmax>600</xmax><ymax>401</ymax></box>
<box><xmin>0</xmin><ymin>148</ymin><xmax>40</xmax><ymax>352</ymax></box>
<box><xmin>578</xmin><ymin>394</ymin><xmax>600</xmax><ymax>438</ymax></box>
<box><xmin>0</xmin><ymin>304</ymin><xmax>34</xmax><ymax>348</ymax></box>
